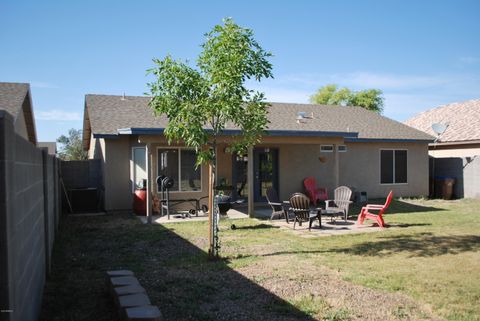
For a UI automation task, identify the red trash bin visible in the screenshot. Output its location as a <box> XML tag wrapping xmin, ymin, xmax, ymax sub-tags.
<box><xmin>133</xmin><ymin>187</ymin><xmax>147</xmax><ymax>216</ymax></box>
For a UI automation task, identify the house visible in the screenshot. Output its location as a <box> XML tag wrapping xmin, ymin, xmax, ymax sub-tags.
<box><xmin>82</xmin><ymin>94</ymin><xmax>434</xmax><ymax>214</ymax></box>
<box><xmin>37</xmin><ymin>142</ymin><xmax>57</xmax><ymax>155</ymax></box>
<box><xmin>405</xmin><ymin>99</ymin><xmax>480</xmax><ymax>198</ymax></box>
<box><xmin>0</xmin><ymin>82</ymin><xmax>37</xmax><ymax>144</ymax></box>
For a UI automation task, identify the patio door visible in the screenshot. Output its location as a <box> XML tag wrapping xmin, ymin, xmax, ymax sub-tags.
<box><xmin>254</xmin><ymin>148</ymin><xmax>279</xmax><ymax>202</ymax></box>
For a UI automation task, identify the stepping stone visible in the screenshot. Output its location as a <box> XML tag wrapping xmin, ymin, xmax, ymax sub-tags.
<box><xmin>119</xmin><ymin>293</ymin><xmax>151</xmax><ymax>308</ymax></box>
<box><xmin>107</xmin><ymin>270</ymin><xmax>134</xmax><ymax>277</ymax></box>
<box><xmin>110</xmin><ymin>276</ymin><xmax>140</xmax><ymax>288</ymax></box>
<box><xmin>114</xmin><ymin>284</ymin><xmax>146</xmax><ymax>296</ymax></box>
<box><xmin>126</xmin><ymin>305</ymin><xmax>163</xmax><ymax>321</ymax></box>
<box><xmin>113</xmin><ymin>285</ymin><xmax>147</xmax><ymax>307</ymax></box>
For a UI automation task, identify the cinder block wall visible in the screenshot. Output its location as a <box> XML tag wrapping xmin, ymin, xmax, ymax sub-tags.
<box><xmin>0</xmin><ymin>111</ymin><xmax>60</xmax><ymax>321</ymax></box>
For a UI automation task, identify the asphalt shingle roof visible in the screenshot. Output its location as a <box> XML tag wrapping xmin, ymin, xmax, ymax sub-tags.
<box><xmin>405</xmin><ymin>99</ymin><xmax>480</xmax><ymax>143</ymax></box>
<box><xmin>0</xmin><ymin>82</ymin><xmax>37</xmax><ymax>143</ymax></box>
<box><xmin>84</xmin><ymin>94</ymin><xmax>434</xmax><ymax>141</ymax></box>
<box><xmin>0</xmin><ymin>82</ymin><xmax>30</xmax><ymax>119</ymax></box>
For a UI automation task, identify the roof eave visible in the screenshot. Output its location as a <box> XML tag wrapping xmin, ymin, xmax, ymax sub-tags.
<box><xmin>345</xmin><ymin>137</ymin><xmax>434</xmax><ymax>143</ymax></box>
<box><xmin>116</xmin><ymin>127</ymin><xmax>359</xmax><ymax>138</ymax></box>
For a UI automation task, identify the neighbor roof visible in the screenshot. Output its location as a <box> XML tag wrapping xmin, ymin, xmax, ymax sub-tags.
<box><xmin>0</xmin><ymin>82</ymin><xmax>37</xmax><ymax>143</ymax></box>
<box><xmin>83</xmin><ymin>94</ymin><xmax>433</xmax><ymax>148</ymax></box>
<box><xmin>405</xmin><ymin>99</ymin><xmax>480</xmax><ymax>143</ymax></box>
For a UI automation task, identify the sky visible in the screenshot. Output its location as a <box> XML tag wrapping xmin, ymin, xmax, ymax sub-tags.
<box><xmin>1</xmin><ymin>0</ymin><xmax>479</xmax><ymax>142</ymax></box>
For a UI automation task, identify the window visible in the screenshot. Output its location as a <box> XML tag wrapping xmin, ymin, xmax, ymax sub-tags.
<box><xmin>380</xmin><ymin>150</ymin><xmax>407</xmax><ymax>184</ymax></box>
<box><xmin>320</xmin><ymin>145</ymin><xmax>334</xmax><ymax>152</ymax></box>
<box><xmin>338</xmin><ymin>145</ymin><xmax>347</xmax><ymax>152</ymax></box>
<box><xmin>132</xmin><ymin>147</ymin><xmax>146</xmax><ymax>190</ymax></box>
<box><xmin>157</xmin><ymin>148</ymin><xmax>201</xmax><ymax>192</ymax></box>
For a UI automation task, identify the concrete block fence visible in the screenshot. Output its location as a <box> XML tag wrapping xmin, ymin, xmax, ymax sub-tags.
<box><xmin>0</xmin><ymin>111</ymin><xmax>61</xmax><ymax>321</ymax></box>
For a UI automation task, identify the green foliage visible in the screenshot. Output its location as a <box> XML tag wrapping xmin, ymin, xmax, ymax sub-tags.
<box><xmin>147</xmin><ymin>18</ymin><xmax>273</xmax><ymax>166</ymax></box>
<box><xmin>57</xmin><ymin>128</ymin><xmax>88</xmax><ymax>161</ymax></box>
<box><xmin>309</xmin><ymin>84</ymin><xmax>384</xmax><ymax>113</ymax></box>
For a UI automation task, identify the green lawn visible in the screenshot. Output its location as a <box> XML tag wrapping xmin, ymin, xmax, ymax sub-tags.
<box><xmin>40</xmin><ymin>198</ymin><xmax>480</xmax><ymax>321</ymax></box>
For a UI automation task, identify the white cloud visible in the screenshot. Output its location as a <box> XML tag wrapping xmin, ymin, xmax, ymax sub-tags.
<box><xmin>36</xmin><ymin>109</ymin><xmax>82</xmax><ymax>121</ymax></box>
<box><xmin>382</xmin><ymin>94</ymin><xmax>450</xmax><ymax>121</ymax></box>
<box><xmin>334</xmin><ymin>72</ymin><xmax>450</xmax><ymax>90</ymax></box>
<box><xmin>459</xmin><ymin>56</ymin><xmax>480</xmax><ymax>64</ymax></box>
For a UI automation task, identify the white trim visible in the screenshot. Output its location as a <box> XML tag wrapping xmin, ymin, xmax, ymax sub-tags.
<box><xmin>156</xmin><ymin>146</ymin><xmax>203</xmax><ymax>193</ymax></box>
<box><xmin>379</xmin><ymin>149</ymin><xmax>408</xmax><ymax>185</ymax></box>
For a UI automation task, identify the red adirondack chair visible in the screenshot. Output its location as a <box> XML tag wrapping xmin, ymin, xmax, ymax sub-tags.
<box><xmin>356</xmin><ymin>191</ymin><xmax>393</xmax><ymax>228</ymax></box>
<box><xmin>303</xmin><ymin>177</ymin><xmax>328</xmax><ymax>205</ymax></box>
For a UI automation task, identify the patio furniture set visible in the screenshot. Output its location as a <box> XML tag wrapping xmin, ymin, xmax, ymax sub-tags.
<box><xmin>266</xmin><ymin>177</ymin><xmax>393</xmax><ymax>230</ymax></box>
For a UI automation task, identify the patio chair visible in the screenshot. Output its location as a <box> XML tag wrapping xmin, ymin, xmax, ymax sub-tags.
<box><xmin>303</xmin><ymin>177</ymin><xmax>328</xmax><ymax>205</ymax></box>
<box><xmin>266</xmin><ymin>187</ymin><xmax>292</xmax><ymax>223</ymax></box>
<box><xmin>289</xmin><ymin>193</ymin><xmax>320</xmax><ymax>230</ymax></box>
<box><xmin>356</xmin><ymin>190</ymin><xmax>393</xmax><ymax>228</ymax></box>
<box><xmin>325</xmin><ymin>186</ymin><xmax>353</xmax><ymax>222</ymax></box>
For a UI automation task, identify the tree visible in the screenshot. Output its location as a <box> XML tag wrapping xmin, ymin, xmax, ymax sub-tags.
<box><xmin>309</xmin><ymin>84</ymin><xmax>384</xmax><ymax>113</ymax></box>
<box><xmin>147</xmin><ymin>18</ymin><xmax>273</xmax><ymax>257</ymax></box>
<box><xmin>57</xmin><ymin>128</ymin><xmax>88</xmax><ymax>161</ymax></box>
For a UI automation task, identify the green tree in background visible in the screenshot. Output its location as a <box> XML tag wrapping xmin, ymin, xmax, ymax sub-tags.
<box><xmin>147</xmin><ymin>18</ymin><xmax>273</xmax><ymax>257</ymax></box>
<box><xmin>310</xmin><ymin>84</ymin><xmax>384</xmax><ymax>113</ymax></box>
<box><xmin>57</xmin><ymin>128</ymin><xmax>88</xmax><ymax>160</ymax></box>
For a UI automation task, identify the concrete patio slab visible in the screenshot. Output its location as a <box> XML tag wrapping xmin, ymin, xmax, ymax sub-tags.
<box><xmin>137</xmin><ymin>207</ymin><xmax>250</xmax><ymax>224</ymax></box>
<box><xmin>269</xmin><ymin>218</ymin><xmax>383</xmax><ymax>237</ymax></box>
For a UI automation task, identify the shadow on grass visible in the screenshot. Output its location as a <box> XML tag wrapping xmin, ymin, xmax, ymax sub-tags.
<box><xmin>388</xmin><ymin>199</ymin><xmax>445</xmax><ymax>214</ymax></box>
<box><xmin>231</xmin><ymin>223</ymin><xmax>280</xmax><ymax>230</ymax></box>
<box><xmin>328</xmin><ymin>233</ymin><xmax>480</xmax><ymax>258</ymax></box>
<box><xmin>348</xmin><ymin>199</ymin><xmax>445</xmax><ymax>220</ymax></box>
<box><xmin>40</xmin><ymin>213</ymin><xmax>317</xmax><ymax>321</ymax></box>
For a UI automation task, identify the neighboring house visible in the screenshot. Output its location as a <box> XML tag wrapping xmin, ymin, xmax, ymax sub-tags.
<box><xmin>83</xmin><ymin>94</ymin><xmax>434</xmax><ymax>213</ymax></box>
<box><xmin>0</xmin><ymin>82</ymin><xmax>37</xmax><ymax>144</ymax></box>
<box><xmin>37</xmin><ymin>142</ymin><xmax>57</xmax><ymax>155</ymax></box>
<box><xmin>405</xmin><ymin>99</ymin><xmax>480</xmax><ymax>198</ymax></box>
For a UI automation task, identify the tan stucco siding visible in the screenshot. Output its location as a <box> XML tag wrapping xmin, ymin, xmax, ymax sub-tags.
<box><xmin>277</xmin><ymin>144</ymin><xmax>337</xmax><ymax>200</ymax></box>
<box><xmin>216</xmin><ymin>143</ymin><xmax>233</xmax><ymax>185</ymax></box>
<box><xmin>88</xmin><ymin>134</ymin><xmax>106</xmax><ymax>160</ymax></box>
<box><xmin>104</xmin><ymin>136</ymin><xmax>132</xmax><ymax>211</ymax></box>
<box><xmin>339</xmin><ymin>142</ymin><xmax>429</xmax><ymax>198</ymax></box>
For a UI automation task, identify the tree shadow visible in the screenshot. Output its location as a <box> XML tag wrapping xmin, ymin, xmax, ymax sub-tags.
<box><xmin>230</xmin><ymin>223</ymin><xmax>280</xmax><ymax>230</ymax></box>
<box><xmin>40</xmin><ymin>214</ymin><xmax>317</xmax><ymax>321</ymax></box>
<box><xmin>348</xmin><ymin>199</ymin><xmax>445</xmax><ymax>219</ymax></box>
<box><xmin>327</xmin><ymin>233</ymin><xmax>480</xmax><ymax>258</ymax></box>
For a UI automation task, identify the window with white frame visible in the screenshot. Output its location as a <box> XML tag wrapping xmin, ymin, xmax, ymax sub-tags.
<box><xmin>338</xmin><ymin>145</ymin><xmax>347</xmax><ymax>152</ymax></box>
<box><xmin>132</xmin><ymin>147</ymin><xmax>147</xmax><ymax>190</ymax></box>
<box><xmin>380</xmin><ymin>149</ymin><xmax>407</xmax><ymax>184</ymax></box>
<box><xmin>157</xmin><ymin>148</ymin><xmax>201</xmax><ymax>192</ymax></box>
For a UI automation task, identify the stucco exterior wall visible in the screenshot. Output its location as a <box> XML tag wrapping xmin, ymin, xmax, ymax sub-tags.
<box><xmin>103</xmin><ymin>136</ymin><xmax>132</xmax><ymax>211</ymax></box>
<box><xmin>276</xmin><ymin>144</ymin><xmax>336</xmax><ymax>200</ymax></box>
<box><xmin>97</xmin><ymin>134</ymin><xmax>430</xmax><ymax>211</ymax></box>
<box><xmin>339</xmin><ymin>142</ymin><xmax>429</xmax><ymax>198</ymax></box>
